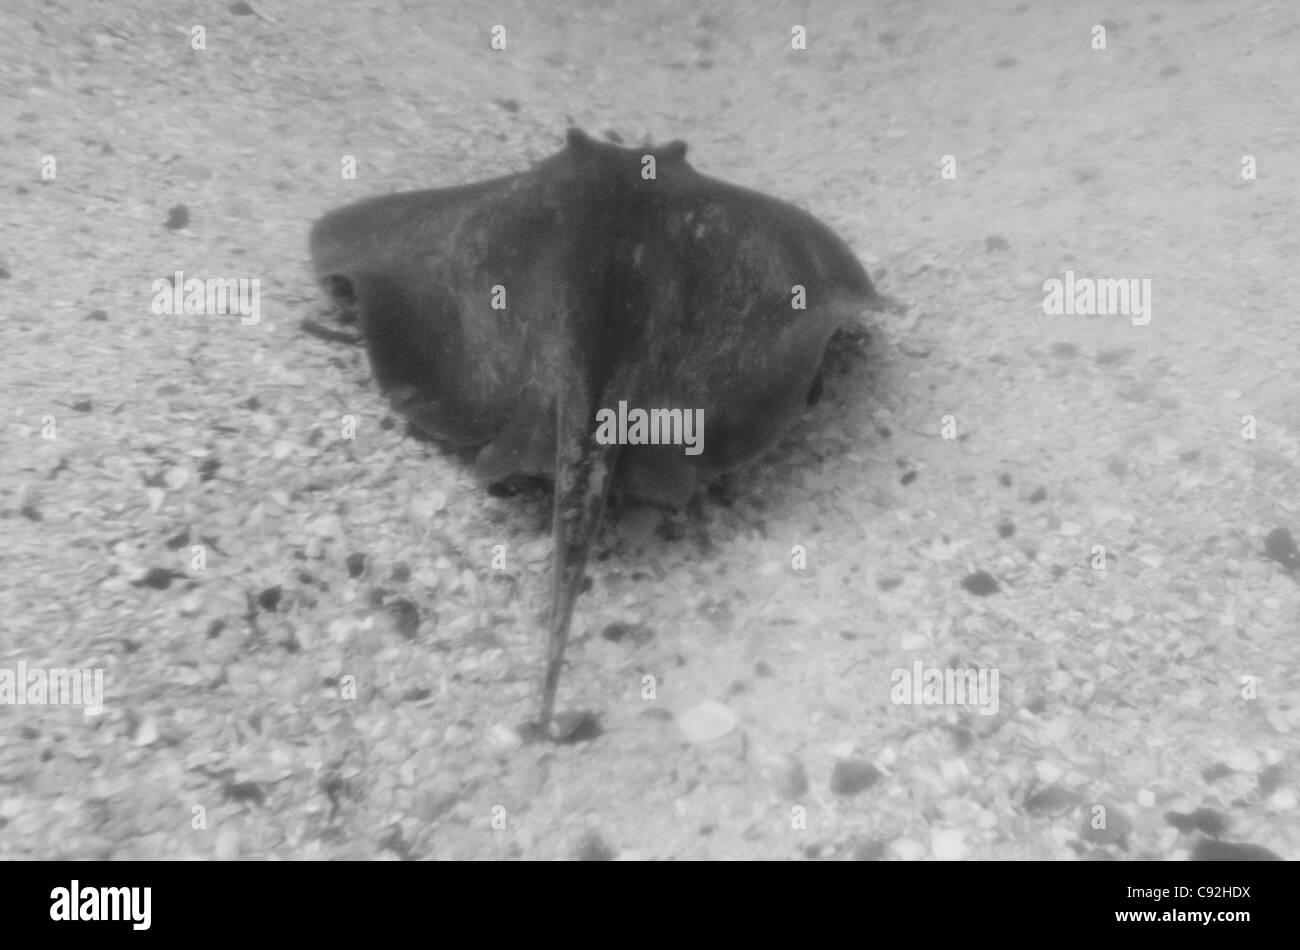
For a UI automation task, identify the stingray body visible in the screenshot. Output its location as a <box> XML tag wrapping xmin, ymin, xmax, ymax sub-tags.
<box><xmin>309</xmin><ymin>128</ymin><xmax>885</xmax><ymax>731</ymax></box>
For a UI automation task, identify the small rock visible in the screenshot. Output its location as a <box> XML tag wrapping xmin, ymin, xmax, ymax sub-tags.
<box><xmin>132</xmin><ymin>716</ymin><xmax>159</xmax><ymax>747</ymax></box>
<box><xmin>165</xmin><ymin>205</ymin><xmax>190</xmax><ymax>230</ymax></box>
<box><xmin>257</xmin><ymin>586</ymin><xmax>282</xmax><ymax>611</ymax></box>
<box><xmin>1201</xmin><ymin>762</ymin><xmax>1233</xmax><ymax>783</ymax></box>
<box><xmin>600</xmin><ymin>621</ymin><xmax>653</xmax><ymax>644</ymax></box>
<box><xmin>1257</xmin><ymin>763</ymin><xmax>1285</xmax><ymax>796</ymax></box>
<box><xmin>385</xmin><ymin>598</ymin><xmax>421</xmax><ymax>639</ymax></box>
<box><xmin>518</xmin><ymin>537</ymin><xmax>552</xmax><ymax>563</ymax></box>
<box><xmin>960</xmin><ymin>570</ymin><xmax>999</xmax><ymax>596</ymax></box>
<box><xmin>677</xmin><ymin>700</ymin><xmax>737</xmax><ymax>743</ymax></box>
<box><xmin>1264</xmin><ymin>527</ymin><xmax>1299</xmax><ymax>570</ymax></box>
<box><xmin>1165</xmin><ymin>808</ymin><xmax>1229</xmax><ymax>837</ymax></box>
<box><xmin>1024</xmin><ymin>784</ymin><xmax>1079</xmax><ymax>817</ymax></box>
<box><xmin>487</xmin><ymin>722</ymin><xmax>524</xmax><ymax>753</ymax></box>
<box><xmin>830</xmin><ymin>758</ymin><xmax>881</xmax><ymax>796</ymax></box>
<box><xmin>550</xmin><ymin>710</ymin><xmax>602</xmax><ymax>744</ymax></box>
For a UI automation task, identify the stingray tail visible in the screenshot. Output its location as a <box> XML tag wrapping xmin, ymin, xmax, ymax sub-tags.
<box><xmin>538</xmin><ymin>384</ymin><xmax>621</xmax><ymax>731</ymax></box>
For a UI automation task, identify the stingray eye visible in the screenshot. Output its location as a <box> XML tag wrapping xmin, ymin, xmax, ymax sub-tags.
<box><xmin>661</xmin><ymin>141</ymin><xmax>688</xmax><ymax>164</ymax></box>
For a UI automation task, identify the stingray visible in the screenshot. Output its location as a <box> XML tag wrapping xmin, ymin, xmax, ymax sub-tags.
<box><xmin>308</xmin><ymin>128</ymin><xmax>891</xmax><ymax>734</ymax></box>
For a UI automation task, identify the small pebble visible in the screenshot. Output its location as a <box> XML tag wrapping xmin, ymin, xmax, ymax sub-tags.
<box><xmin>677</xmin><ymin>700</ymin><xmax>737</xmax><ymax>743</ymax></box>
<box><xmin>830</xmin><ymin>758</ymin><xmax>881</xmax><ymax>795</ymax></box>
<box><xmin>1164</xmin><ymin>808</ymin><xmax>1229</xmax><ymax>837</ymax></box>
<box><xmin>550</xmin><ymin>710</ymin><xmax>602</xmax><ymax>744</ymax></box>
<box><xmin>165</xmin><ymin>205</ymin><xmax>190</xmax><ymax>230</ymax></box>
<box><xmin>960</xmin><ymin>570</ymin><xmax>999</xmax><ymax>596</ymax></box>
<box><xmin>1264</xmin><ymin>527</ymin><xmax>1299</xmax><ymax>570</ymax></box>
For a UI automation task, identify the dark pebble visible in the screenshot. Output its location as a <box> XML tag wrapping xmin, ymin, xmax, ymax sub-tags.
<box><xmin>257</xmin><ymin>586</ymin><xmax>283</xmax><ymax>611</ymax></box>
<box><xmin>1201</xmin><ymin>762</ymin><xmax>1233</xmax><ymax>783</ymax></box>
<box><xmin>133</xmin><ymin>567</ymin><xmax>185</xmax><ymax>590</ymax></box>
<box><xmin>830</xmin><ymin>758</ymin><xmax>881</xmax><ymax>796</ymax></box>
<box><xmin>961</xmin><ymin>570</ymin><xmax>999</xmax><ymax>596</ymax></box>
<box><xmin>600</xmin><ymin>621</ymin><xmax>653</xmax><ymax>644</ymax></box>
<box><xmin>1165</xmin><ymin>808</ymin><xmax>1229</xmax><ymax>837</ymax></box>
<box><xmin>165</xmin><ymin>205</ymin><xmax>190</xmax><ymax>230</ymax></box>
<box><xmin>1264</xmin><ymin>527</ymin><xmax>1299</xmax><ymax>570</ymax></box>
<box><xmin>550</xmin><ymin>710</ymin><xmax>602</xmax><ymax>744</ymax></box>
<box><xmin>1257</xmin><ymin>764</ymin><xmax>1285</xmax><ymax>797</ymax></box>
<box><xmin>385</xmin><ymin>597</ymin><xmax>421</xmax><ymax>638</ymax></box>
<box><xmin>1024</xmin><ymin>784</ymin><xmax>1080</xmax><ymax>817</ymax></box>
